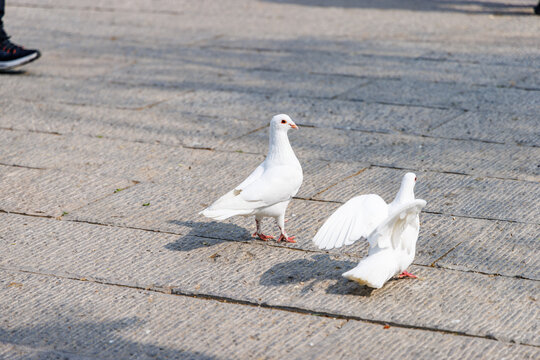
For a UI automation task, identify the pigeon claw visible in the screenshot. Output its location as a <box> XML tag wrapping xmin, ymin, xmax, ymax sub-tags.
<box><xmin>252</xmin><ymin>232</ymin><xmax>274</xmax><ymax>241</ymax></box>
<box><xmin>398</xmin><ymin>271</ymin><xmax>418</xmax><ymax>279</ymax></box>
<box><xmin>277</xmin><ymin>235</ymin><xmax>296</xmax><ymax>243</ymax></box>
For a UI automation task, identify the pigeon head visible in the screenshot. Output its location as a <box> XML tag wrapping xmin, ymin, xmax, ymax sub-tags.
<box><xmin>402</xmin><ymin>172</ymin><xmax>417</xmax><ymax>188</ymax></box>
<box><xmin>270</xmin><ymin>114</ymin><xmax>298</xmax><ymax>132</ymax></box>
<box><xmin>394</xmin><ymin>172</ymin><xmax>417</xmax><ymax>203</ymax></box>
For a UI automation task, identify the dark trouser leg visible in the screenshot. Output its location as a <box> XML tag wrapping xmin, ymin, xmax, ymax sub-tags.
<box><xmin>0</xmin><ymin>0</ymin><xmax>7</xmax><ymax>41</ymax></box>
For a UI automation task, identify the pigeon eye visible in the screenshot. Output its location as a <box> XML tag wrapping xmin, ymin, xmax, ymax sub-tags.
<box><xmin>414</xmin><ymin>177</ymin><xmax>417</xmax><ymax>181</ymax></box>
<box><xmin>281</xmin><ymin>120</ymin><xmax>286</xmax><ymax>124</ymax></box>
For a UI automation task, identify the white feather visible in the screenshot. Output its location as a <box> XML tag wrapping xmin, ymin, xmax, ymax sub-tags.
<box><xmin>313</xmin><ymin>194</ymin><xmax>388</xmax><ymax>250</ymax></box>
<box><xmin>313</xmin><ymin>172</ymin><xmax>427</xmax><ymax>289</ymax></box>
<box><xmin>200</xmin><ymin>115</ymin><xmax>303</xmax><ymax>231</ymax></box>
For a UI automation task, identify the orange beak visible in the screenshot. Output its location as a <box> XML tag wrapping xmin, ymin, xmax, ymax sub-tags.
<box><xmin>290</xmin><ymin>124</ymin><xmax>298</xmax><ymax>129</ymax></box>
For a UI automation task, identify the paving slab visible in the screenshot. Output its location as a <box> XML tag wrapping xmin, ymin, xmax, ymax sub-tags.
<box><xmin>296</xmin><ymin>319</ymin><xmax>540</xmax><ymax>360</ymax></box>
<box><xmin>314</xmin><ymin>166</ymin><xmax>540</xmax><ymax>223</ymax></box>
<box><xmin>1</xmin><ymin>214</ymin><xmax>538</xmax><ymax>346</ymax></box>
<box><xmin>1</xmin><ymin>0</ymin><xmax>539</xmax><ymax>357</ymax></box>
<box><xmin>0</xmin><ymin>269</ymin><xmax>343</xmax><ymax>360</ymax></box>
<box><xmin>222</xmin><ymin>125</ymin><xmax>540</xmax><ymax>181</ymax></box>
<box><xmin>340</xmin><ymin>78</ymin><xmax>540</xmax><ymax>114</ymax></box>
<box><xmin>0</xmin><ymin>100</ymin><xmax>260</xmax><ymax>150</ymax></box>
<box><xmin>0</xmin><ymin>165</ymin><xmax>133</xmax><ymax>218</ymax></box>
<box><xmin>3</xmin><ymin>269</ymin><xmax>538</xmax><ymax>360</ymax></box>
<box><xmin>61</xmin><ymin>176</ymin><xmax>540</xmax><ymax>280</ymax></box>
<box><xmin>0</xmin><ymin>76</ymin><xmax>180</xmax><ymax>110</ymax></box>
<box><xmin>429</xmin><ymin>111</ymin><xmax>540</xmax><ymax>147</ymax></box>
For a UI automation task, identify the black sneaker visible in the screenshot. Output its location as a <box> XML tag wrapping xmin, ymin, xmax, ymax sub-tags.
<box><xmin>0</xmin><ymin>39</ymin><xmax>41</xmax><ymax>70</ymax></box>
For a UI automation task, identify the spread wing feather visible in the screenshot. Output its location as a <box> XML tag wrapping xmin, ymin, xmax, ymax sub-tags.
<box><xmin>368</xmin><ymin>199</ymin><xmax>427</xmax><ymax>250</ymax></box>
<box><xmin>313</xmin><ymin>194</ymin><xmax>389</xmax><ymax>250</ymax></box>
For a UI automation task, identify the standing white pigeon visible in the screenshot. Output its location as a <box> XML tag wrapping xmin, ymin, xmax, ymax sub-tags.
<box><xmin>200</xmin><ymin>114</ymin><xmax>303</xmax><ymax>243</ymax></box>
<box><xmin>313</xmin><ymin>173</ymin><xmax>426</xmax><ymax>289</ymax></box>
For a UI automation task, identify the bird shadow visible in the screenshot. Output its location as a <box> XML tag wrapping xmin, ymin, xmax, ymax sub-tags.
<box><xmin>259</xmin><ymin>253</ymin><xmax>374</xmax><ymax>297</ymax></box>
<box><xmin>165</xmin><ymin>220</ymin><xmax>251</xmax><ymax>251</ymax></box>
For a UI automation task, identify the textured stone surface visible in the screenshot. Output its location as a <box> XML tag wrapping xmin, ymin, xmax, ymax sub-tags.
<box><xmin>222</xmin><ymin>126</ymin><xmax>540</xmax><ymax>181</ymax></box>
<box><xmin>0</xmin><ymin>269</ymin><xmax>344</xmax><ymax>360</ymax></box>
<box><xmin>1</xmin><ymin>214</ymin><xmax>538</xmax><ymax>346</ymax></box>
<box><xmin>2</xmin><ymin>270</ymin><xmax>538</xmax><ymax>360</ymax></box>
<box><xmin>314</xmin><ymin>166</ymin><xmax>540</xmax><ymax>223</ymax></box>
<box><xmin>1</xmin><ymin>0</ymin><xmax>539</xmax><ymax>357</ymax></box>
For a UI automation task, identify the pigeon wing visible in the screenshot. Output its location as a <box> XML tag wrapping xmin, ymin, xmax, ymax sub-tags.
<box><xmin>313</xmin><ymin>194</ymin><xmax>389</xmax><ymax>250</ymax></box>
<box><xmin>239</xmin><ymin>164</ymin><xmax>302</xmax><ymax>206</ymax></box>
<box><xmin>236</xmin><ymin>163</ymin><xmax>265</xmax><ymax>191</ymax></box>
<box><xmin>368</xmin><ymin>199</ymin><xmax>427</xmax><ymax>250</ymax></box>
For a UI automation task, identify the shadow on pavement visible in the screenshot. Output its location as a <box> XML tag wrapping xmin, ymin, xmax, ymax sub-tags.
<box><xmin>0</xmin><ymin>69</ymin><xmax>26</xmax><ymax>75</ymax></box>
<box><xmin>260</xmin><ymin>0</ymin><xmax>535</xmax><ymax>16</ymax></box>
<box><xmin>259</xmin><ymin>253</ymin><xmax>373</xmax><ymax>296</ymax></box>
<box><xmin>165</xmin><ymin>220</ymin><xmax>251</xmax><ymax>251</ymax></box>
<box><xmin>0</xmin><ymin>317</ymin><xmax>218</xmax><ymax>360</ymax></box>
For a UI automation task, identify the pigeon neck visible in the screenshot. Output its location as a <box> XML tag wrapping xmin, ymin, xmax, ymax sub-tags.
<box><xmin>391</xmin><ymin>184</ymin><xmax>414</xmax><ymax>205</ymax></box>
<box><xmin>267</xmin><ymin>128</ymin><xmax>296</xmax><ymax>164</ymax></box>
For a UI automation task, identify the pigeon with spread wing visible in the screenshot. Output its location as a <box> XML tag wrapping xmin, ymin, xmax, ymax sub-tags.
<box><xmin>313</xmin><ymin>173</ymin><xmax>426</xmax><ymax>288</ymax></box>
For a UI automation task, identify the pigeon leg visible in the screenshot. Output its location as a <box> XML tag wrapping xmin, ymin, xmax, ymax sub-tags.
<box><xmin>398</xmin><ymin>271</ymin><xmax>418</xmax><ymax>279</ymax></box>
<box><xmin>252</xmin><ymin>218</ymin><xmax>274</xmax><ymax>241</ymax></box>
<box><xmin>276</xmin><ymin>215</ymin><xmax>296</xmax><ymax>243</ymax></box>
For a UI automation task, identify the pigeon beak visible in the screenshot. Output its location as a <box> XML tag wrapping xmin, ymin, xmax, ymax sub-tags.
<box><xmin>290</xmin><ymin>123</ymin><xmax>298</xmax><ymax>129</ymax></box>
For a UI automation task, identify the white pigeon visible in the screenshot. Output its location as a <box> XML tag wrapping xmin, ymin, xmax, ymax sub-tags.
<box><xmin>200</xmin><ymin>114</ymin><xmax>303</xmax><ymax>243</ymax></box>
<box><xmin>313</xmin><ymin>173</ymin><xmax>426</xmax><ymax>289</ymax></box>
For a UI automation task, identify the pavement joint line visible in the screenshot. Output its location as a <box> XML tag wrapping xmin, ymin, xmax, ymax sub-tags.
<box><xmin>10</xmin><ymin>88</ymin><xmax>538</xmax><ymax>147</ymax></box>
<box><xmin>330</xmin><ymin>80</ymin><xmax>375</xmax><ymax>100</ymax></box>
<box><xmin>10</xmin><ymin>3</ymin><xmax>186</xmax><ymax>17</ymax></box>
<box><xmin>430</xmin><ymin>241</ymin><xmax>464</xmax><ymax>267</ymax></box>
<box><xmin>296</xmin><ymin>197</ymin><xmax>540</xmax><ymax>226</ymax></box>
<box><xmin>369</xmin><ymin>163</ymin><xmax>540</xmax><ymax>183</ymax></box>
<box><xmin>1</xmin><ymin>265</ymin><xmax>538</xmax><ymax>347</ymax></box>
<box><xmin>205</xmin><ymin>44</ymin><xmax>539</xmax><ymax>70</ymax></box>
<box><xmin>0</xmin><ymin>162</ymin><xmax>48</xmax><ymax>171</ymax></box>
<box><xmin>61</xmin><ymin>180</ymin><xmax>142</xmax><ymax>217</ymax></box>
<box><xmin>0</xmin><ymin>126</ymin><xmax>62</xmax><ymax>136</ymax></box>
<box><xmin>1</xmin><ymin>211</ymin><xmax>538</xmax><ymax>281</ymax></box>
<box><xmin>424</xmin><ymin>110</ymin><xmax>468</xmax><ymax>133</ymax></box>
<box><xmin>15</xmin><ymin>67</ymin><xmax>538</xmax><ymax>119</ymax></box>
<box><xmin>310</xmin><ymin>167</ymin><xmax>371</xmax><ymax>199</ymax></box>
<box><xmin>230</xmin><ymin>124</ymin><xmax>269</xmax><ymax>141</ymax></box>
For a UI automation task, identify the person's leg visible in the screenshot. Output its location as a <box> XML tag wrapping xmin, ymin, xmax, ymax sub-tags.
<box><xmin>0</xmin><ymin>0</ymin><xmax>7</xmax><ymax>41</ymax></box>
<box><xmin>0</xmin><ymin>0</ymin><xmax>41</xmax><ymax>70</ymax></box>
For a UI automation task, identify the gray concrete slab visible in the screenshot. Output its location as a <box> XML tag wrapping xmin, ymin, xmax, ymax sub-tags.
<box><xmin>223</xmin><ymin>125</ymin><xmax>540</xmax><ymax>181</ymax></box>
<box><xmin>3</xmin><ymin>269</ymin><xmax>538</xmax><ymax>360</ymax></box>
<box><xmin>429</xmin><ymin>111</ymin><xmax>540</xmax><ymax>147</ymax></box>
<box><xmin>314</xmin><ymin>166</ymin><xmax>540</xmax><ymax>223</ymax></box>
<box><xmin>1</xmin><ymin>214</ymin><xmax>538</xmax><ymax>346</ymax></box>
<box><xmin>0</xmin><ymin>165</ymin><xmax>134</xmax><ymax>217</ymax></box>
<box><xmin>1</xmin><ymin>0</ymin><xmax>539</xmax><ymax>357</ymax></box>
<box><xmin>0</xmin><ymin>269</ymin><xmax>343</xmax><ymax>360</ymax></box>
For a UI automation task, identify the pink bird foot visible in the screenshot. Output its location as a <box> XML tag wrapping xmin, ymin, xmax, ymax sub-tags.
<box><xmin>252</xmin><ymin>232</ymin><xmax>274</xmax><ymax>241</ymax></box>
<box><xmin>277</xmin><ymin>234</ymin><xmax>296</xmax><ymax>243</ymax></box>
<box><xmin>398</xmin><ymin>271</ymin><xmax>418</xmax><ymax>279</ymax></box>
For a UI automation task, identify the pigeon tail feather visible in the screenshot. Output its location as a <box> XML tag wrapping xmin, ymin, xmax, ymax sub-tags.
<box><xmin>342</xmin><ymin>252</ymin><xmax>397</xmax><ymax>289</ymax></box>
<box><xmin>199</xmin><ymin>208</ymin><xmax>252</xmax><ymax>221</ymax></box>
<box><xmin>200</xmin><ymin>189</ymin><xmax>265</xmax><ymax>220</ymax></box>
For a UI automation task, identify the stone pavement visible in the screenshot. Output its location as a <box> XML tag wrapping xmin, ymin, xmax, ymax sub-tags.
<box><xmin>0</xmin><ymin>0</ymin><xmax>539</xmax><ymax>359</ymax></box>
